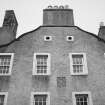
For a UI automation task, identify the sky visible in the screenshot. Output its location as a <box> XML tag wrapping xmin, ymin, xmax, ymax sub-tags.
<box><xmin>0</xmin><ymin>0</ymin><xmax>105</xmax><ymax>37</ymax></box>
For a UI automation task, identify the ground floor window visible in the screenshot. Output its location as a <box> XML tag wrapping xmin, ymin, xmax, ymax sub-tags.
<box><xmin>72</xmin><ymin>92</ymin><xmax>92</xmax><ymax>105</ymax></box>
<box><xmin>0</xmin><ymin>92</ymin><xmax>8</xmax><ymax>105</ymax></box>
<box><xmin>31</xmin><ymin>92</ymin><xmax>50</xmax><ymax>105</ymax></box>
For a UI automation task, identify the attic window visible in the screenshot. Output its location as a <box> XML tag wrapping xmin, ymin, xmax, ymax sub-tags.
<box><xmin>44</xmin><ymin>36</ymin><xmax>52</xmax><ymax>41</ymax></box>
<box><xmin>66</xmin><ymin>36</ymin><xmax>74</xmax><ymax>41</ymax></box>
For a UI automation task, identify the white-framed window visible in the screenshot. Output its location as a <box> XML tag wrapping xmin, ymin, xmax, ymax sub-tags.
<box><xmin>66</xmin><ymin>36</ymin><xmax>74</xmax><ymax>41</ymax></box>
<box><xmin>44</xmin><ymin>36</ymin><xmax>52</xmax><ymax>41</ymax></box>
<box><xmin>72</xmin><ymin>92</ymin><xmax>93</xmax><ymax>105</ymax></box>
<box><xmin>69</xmin><ymin>53</ymin><xmax>88</xmax><ymax>75</ymax></box>
<box><xmin>31</xmin><ymin>92</ymin><xmax>50</xmax><ymax>105</ymax></box>
<box><xmin>0</xmin><ymin>92</ymin><xmax>8</xmax><ymax>105</ymax></box>
<box><xmin>0</xmin><ymin>53</ymin><xmax>14</xmax><ymax>76</ymax></box>
<box><xmin>33</xmin><ymin>53</ymin><xmax>51</xmax><ymax>75</ymax></box>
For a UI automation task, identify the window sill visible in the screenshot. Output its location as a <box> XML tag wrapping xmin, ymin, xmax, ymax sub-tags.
<box><xmin>71</xmin><ymin>73</ymin><xmax>88</xmax><ymax>76</ymax></box>
<box><xmin>0</xmin><ymin>74</ymin><xmax>11</xmax><ymax>76</ymax></box>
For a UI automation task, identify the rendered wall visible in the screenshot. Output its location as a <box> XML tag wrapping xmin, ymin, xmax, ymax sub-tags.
<box><xmin>0</xmin><ymin>27</ymin><xmax>15</xmax><ymax>45</ymax></box>
<box><xmin>0</xmin><ymin>26</ymin><xmax>105</xmax><ymax>105</ymax></box>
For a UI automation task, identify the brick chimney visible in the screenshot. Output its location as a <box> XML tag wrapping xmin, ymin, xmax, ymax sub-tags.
<box><xmin>0</xmin><ymin>10</ymin><xmax>18</xmax><ymax>45</ymax></box>
<box><xmin>43</xmin><ymin>5</ymin><xmax>74</xmax><ymax>26</ymax></box>
<box><xmin>98</xmin><ymin>22</ymin><xmax>105</xmax><ymax>40</ymax></box>
<box><xmin>3</xmin><ymin>10</ymin><xmax>18</xmax><ymax>35</ymax></box>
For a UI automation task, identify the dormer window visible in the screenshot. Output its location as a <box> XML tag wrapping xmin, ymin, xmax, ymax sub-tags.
<box><xmin>66</xmin><ymin>36</ymin><xmax>74</xmax><ymax>41</ymax></box>
<box><xmin>44</xmin><ymin>36</ymin><xmax>52</xmax><ymax>41</ymax></box>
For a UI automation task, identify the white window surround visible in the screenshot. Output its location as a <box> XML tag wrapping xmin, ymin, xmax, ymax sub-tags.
<box><xmin>66</xmin><ymin>36</ymin><xmax>74</xmax><ymax>41</ymax></box>
<box><xmin>0</xmin><ymin>53</ymin><xmax>14</xmax><ymax>76</ymax></box>
<box><xmin>44</xmin><ymin>36</ymin><xmax>52</xmax><ymax>41</ymax></box>
<box><xmin>33</xmin><ymin>53</ymin><xmax>51</xmax><ymax>75</ymax></box>
<box><xmin>31</xmin><ymin>92</ymin><xmax>50</xmax><ymax>105</ymax></box>
<box><xmin>0</xmin><ymin>92</ymin><xmax>8</xmax><ymax>105</ymax></box>
<box><xmin>72</xmin><ymin>91</ymin><xmax>93</xmax><ymax>105</ymax></box>
<box><xmin>69</xmin><ymin>53</ymin><xmax>88</xmax><ymax>75</ymax></box>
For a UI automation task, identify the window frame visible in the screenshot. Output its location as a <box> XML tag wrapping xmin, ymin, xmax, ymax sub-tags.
<box><xmin>72</xmin><ymin>91</ymin><xmax>93</xmax><ymax>105</ymax></box>
<box><xmin>44</xmin><ymin>36</ymin><xmax>52</xmax><ymax>41</ymax></box>
<box><xmin>66</xmin><ymin>36</ymin><xmax>74</xmax><ymax>41</ymax></box>
<box><xmin>31</xmin><ymin>92</ymin><xmax>50</xmax><ymax>105</ymax></box>
<box><xmin>69</xmin><ymin>53</ymin><xmax>88</xmax><ymax>75</ymax></box>
<box><xmin>0</xmin><ymin>53</ymin><xmax>14</xmax><ymax>76</ymax></box>
<box><xmin>33</xmin><ymin>53</ymin><xmax>51</xmax><ymax>75</ymax></box>
<box><xmin>0</xmin><ymin>92</ymin><xmax>8</xmax><ymax>105</ymax></box>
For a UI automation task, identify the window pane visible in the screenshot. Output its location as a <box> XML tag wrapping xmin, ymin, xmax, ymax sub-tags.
<box><xmin>35</xmin><ymin>102</ymin><xmax>38</xmax><ymax>105</ymax></box>
<box><xmin>80</xmin><ymin>97</ymin><xmax>83</xmax><ymax>101</ymax></box>
<box><xmin>39</xmin><ymin>101</ymin><xmax>42</xmax><ymax>105</ymax></box>
<box><xmin>84</xmin><ymin>102</ymin><xmax>87</xmax><ymax>105</ymax></box>
<box><xmin>84</xmin><ymin>97</ymin><xmax>87</xmax><ymax>101</ymax></box>
<box><xmin>81</xmin><ymin>102</ymin><xmax>83</xmax><ymax>105</ymax></box>
<box><xmin>76</xmin><ymin>102</ymin><xmax>80</xmax><ymax>105</ymax></box>
<box><xmin>43</xmin><ymin>102</ymin><xmax>46</xmax><ymax>105</ymax></box>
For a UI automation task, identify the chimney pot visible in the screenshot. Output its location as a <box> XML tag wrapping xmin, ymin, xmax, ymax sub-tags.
<box><xmin>54</xmin><ymin>6</ymin><xmax>59</xmax><ymax>9</ymax></box>
<box><xmin>59</xmin><ymin>5</ymin><xmax>64</xmax><ymax>9</ymax></box>
<box><xmin>100</xmin><ymin>22</ymin><xmax>104</xmax><ymax>27</ymax></box>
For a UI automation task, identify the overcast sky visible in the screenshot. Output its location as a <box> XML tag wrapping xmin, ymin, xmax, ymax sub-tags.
<box><xmin>0</xmin><ymin>0</ymin><xmax>105</xmax><ymax>37</ymax></box>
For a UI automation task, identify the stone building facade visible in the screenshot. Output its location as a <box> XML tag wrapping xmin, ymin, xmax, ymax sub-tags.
<box><xmin>0</xmin><ymin>5</ymin><xmax>105</xmax><ymax>105</ymax></box>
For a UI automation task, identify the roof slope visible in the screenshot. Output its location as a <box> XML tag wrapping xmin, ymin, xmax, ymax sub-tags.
<box><xmin>0</xmin><ymin>26</ymin><xmax>105</xmax><ymax>48</ymax></box>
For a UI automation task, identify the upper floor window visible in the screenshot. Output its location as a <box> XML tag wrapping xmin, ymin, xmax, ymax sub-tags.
<box><xmin>33</xmin><ymin>53</ymin><xmax>51</xmax><ymax>75</ymax></box>
<box><xmin>69</xmin><ymin>53</ymin><xmax>88</xmax><ymax>75</ymax></box>
<box><xmin>0</xmin><ymin>92</ymin><xmax>8</xmax><ymax>105</ymax></box>
<box><xmin>66</xmin><ymin>36</ymin><xmax>74</xmax><ymax>41</ymax></box>
<box><xmin>72</xmin><ymin>92</ymin><xmax>93</xmax><ymax>105</ymax></box>
<box><xmin>44</xmin><ymin>36</ymin><xmax>52</xmax><ymax>41</ymax></box>
<box><xmin>31</xmin><ymin>92</ymin><xmax>50</xmax><ymax>105</ymax></box>
<box><xmin>0</xmin><ymin>53</ymin><xmax>14</xmax><ymax>76</ymax></box>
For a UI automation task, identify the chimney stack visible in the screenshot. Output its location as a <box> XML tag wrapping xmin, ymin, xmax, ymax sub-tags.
<box><xmin>0</xmin><ymin>10</ymin><xmax>18</xmax><ymax>45</ymax></box>
<box><xmin>43</xmin><ymin>5</ymin><xmax>74</xmax><ymax>26</ymax></box>
<box><xmin>98</xmin><ymin>22</ymin><xmax>105</xmax><ymax>40</ymax></box>
<box><xmin>3</xmin><ymin>10</ymin><xmax>18</xmax><ymax>35</ymax></box>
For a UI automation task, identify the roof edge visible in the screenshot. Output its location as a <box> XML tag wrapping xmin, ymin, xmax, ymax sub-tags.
<box><xmin>0</xmin><ymin>25</ymin><xmax>105</xmax><ymax>48</ymax></box>
<box><xmin>43</xmin><ymin>9</ymin><xmax>73</xmax><ymax>11</ymax></box>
